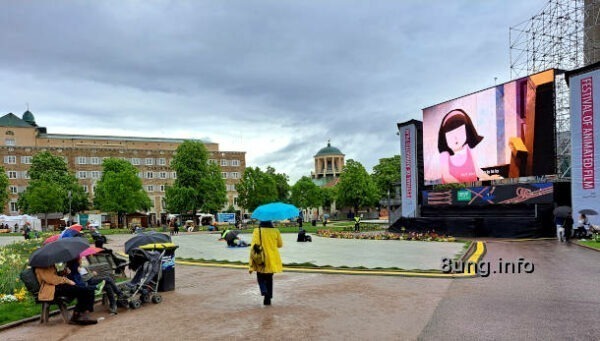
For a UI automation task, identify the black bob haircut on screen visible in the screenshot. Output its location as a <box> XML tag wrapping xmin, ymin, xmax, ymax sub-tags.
<box><xmin>437</xmin><ymin>109</ymin><xmax>483</xmax><ymax>155</ymax></box>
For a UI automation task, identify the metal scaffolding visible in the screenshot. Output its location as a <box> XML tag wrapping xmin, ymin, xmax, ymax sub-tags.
<box><xmin>509</xmin><ymin>0</ymin><xmax>600</xmax><ymax>178</ymax></box>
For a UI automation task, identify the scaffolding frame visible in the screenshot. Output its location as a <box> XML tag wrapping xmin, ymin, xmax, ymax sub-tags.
<box><xmin>509</xmin><ymin>0</ymin><xmax>600</xmax><ymax>178</ymax></box>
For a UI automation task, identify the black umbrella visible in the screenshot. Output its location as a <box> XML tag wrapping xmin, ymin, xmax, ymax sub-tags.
<box><xmin>578</xmin><ymin>209</ymin><xmax>598</xmax><ymax>216</ymax></box>
<box><xmin>553</xmin><ymin>206</ymin><xmax>572</xmax><ymax>218</ymax></box>
<box><xmin>124</xmin><ymin>231</ymin><xmax>171</xmax><ymax>254</ymax></box>
<box><xmin>29</xmin><ymin>237</ymin><xmax>90</xmax><ymax>268</ymax></box>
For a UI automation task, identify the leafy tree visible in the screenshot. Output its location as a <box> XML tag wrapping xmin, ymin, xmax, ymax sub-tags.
<box><xmin>371</xmin><ymin>155</ymin><xmax>401</xmax><ymax>198</ymax></box>
<box><xmin>198</xmin><ymin>162</ymin><xmax>228</xmax><ymax>213</ymax></box>
<box><xmin>164</xmin><ymin>140</ymin><xmax>227</xmax><ymax>215</ymax></box>
<box><xmin>236</xmin><ymin>167</ymin><xmax>278</xmax><ymax>212</ymax></box>
<box><xmin>0</xmin><ymin>166</ymin><xmax>9</xmax><ymax>211</ymax></box>
<box><xmin>18</xmin><ymin>180</ymin><xmax>64</xmax><ymax>229</ymax></box>
<box><xmin>336</xmin><ymin>159</ymin><xmax>379</xmax><ymax>214</ymax></box>
<box><xmin>94</xmin><ymin>158</ymin><xmax>152</xmax><ymax>228</ymax></box>
<box><xmin>290</xmin><ymin>176</ymin><xmax>322</xmax><ymax>211</ymax></box>
<box><xmin>266</xmin><ymin>166</ymin><xmax>290</xmax><ymax>202</ymax></box>
<box><xmin>321</xmin><ymin>186</ymin><xmax>336</xmax><ymax>211</ymax></box>
<box><xmin>18</xmin><ymin>151</ymin><xmax>89</xmax><ymax>221</ymax></box>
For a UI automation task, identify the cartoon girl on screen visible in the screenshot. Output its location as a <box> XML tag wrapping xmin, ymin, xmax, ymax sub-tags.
<box><xmin>437</xmin><ymin>109</ymin><xmax>501</xmax><ymax>184</ymax></box>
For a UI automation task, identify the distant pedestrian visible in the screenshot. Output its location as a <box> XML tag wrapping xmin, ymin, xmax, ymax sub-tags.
<box><xmin>563</xmin><ymin>215</ymin><xmax>574</xmax><ymax>242</ymax></box>
<box><xmin>555</xmin><ymin>215</ymin><xmax>566</xmax><ymax>242</ymax></box>
<box><xmin>168</xmin><ymin>218</ymin><xmax>175</xmax><ymax>236</ymax></box>
<box><xmin>354</xmin><ymin>214</ymin><xmax>361</xmax><ymax>232</ymax></box>
<box><xmin>174</xmin><ymin>220</ymin><xmax>180</xmax><ymax>235</ymax></box>
<box><xmin>249</xmin><ymin>220</ymin><xmax>283</xmax><ymax>306</ymax></box>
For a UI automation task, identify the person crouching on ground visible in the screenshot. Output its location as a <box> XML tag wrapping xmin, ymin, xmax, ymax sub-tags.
<box><xmin>35</xmin><ymin>263</ymin><xmax>97</xmax><ymax>325</ymax></box>
<box><xmin>249</xmin><ymin>220</ymin><xmax>283</xmax><ymax>306</ymax></box>
<box><xmin>221</xmin><ymin>229</ymin><xmax>248</xmax><ymax>247</ymax></box>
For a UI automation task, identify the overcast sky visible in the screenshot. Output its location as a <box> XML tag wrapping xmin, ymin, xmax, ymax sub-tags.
<box><xmin>0</xmin><ymin>0</ymin><xmax>547</xmax><ymax>182</ymax></box>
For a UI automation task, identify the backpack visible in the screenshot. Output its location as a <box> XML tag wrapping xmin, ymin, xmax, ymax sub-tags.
<box><xmin>20</xmin><ymin>268</ymin><xmax>40</xmax><ymax>295</ymax></box>
<box><xmin>250</xmin><ymin>227</ymin><xmax>265</xmax><ymax>268</ymax></box>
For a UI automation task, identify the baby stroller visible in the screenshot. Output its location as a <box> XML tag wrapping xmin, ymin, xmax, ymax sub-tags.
<box><xmin>123</xmin><ymin>248</ymin><xmax>164</xmax><ymax>309</ymax></box>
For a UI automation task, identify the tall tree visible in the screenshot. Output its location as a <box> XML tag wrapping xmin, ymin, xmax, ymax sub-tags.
<box><xmin>0</xmin><ymin>166</ymin><xmax>9</xmax><ymax>212</ymax></box>
<box><xmin>321</xmin><ymin>186</ymin><xmax>336</xmax><ymax>211</ymax></box>
<box><xmin>290</xmin><ymin>176</ymin><xmax>322</xmax><ymax>211</ymax></box>
<box><xmin>94</xmin><ymin>158</ymin><xmax>152</xmax><ymax>228</ymax></box>
<box><xmin>371</xmin><ymin>155</ymin><xmax>401</xmax><ymax>198</ymax></box>
<box><xmin>18</xmin><ymin>180</ymin><xmax>64</xmax><ymax>229</ymax></box>
<box><xmin>165</xmin><ymin>140</ymin><xmax>227</xmax><ymax>215</ymax></box>
<box><xmin>18</xmin><ymin>151</ymin><xmax>89</xmax><ymax>221</ymax></box>
<box><xmin>336</xmin><ymin>159</ymin><xmax>379</xmax><ymax>214</ymax></box>
<box><xmin>266</xmin><ymin>166</ymin><xmax>290</xmax><ymax>202</ymax></box>
<box><xmin>236</xmin><ymin>167</ymin><xmax>278</xmax><ymax>212</ymax></box>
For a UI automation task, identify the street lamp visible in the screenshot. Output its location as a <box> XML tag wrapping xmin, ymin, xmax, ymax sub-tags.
<box><xmin>68</xmin><ymin>190</ymin><xmax>72</xmax><ymax>226</ymax></box>
<box><xmin>387</xmin><ymin>188</ymin><xmax>391</xmax><ymax>227</ymax></box>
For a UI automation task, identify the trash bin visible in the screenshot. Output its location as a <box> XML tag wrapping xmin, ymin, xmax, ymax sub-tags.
<box><xmin>311</xmin><ymin>220</ymin><xmax>317</xmax><ymax>226</ymax></box>
<box><xmin>139</xmin><ymin>242</ymin><xmax>179</xmax><ymax>292</ymax></box>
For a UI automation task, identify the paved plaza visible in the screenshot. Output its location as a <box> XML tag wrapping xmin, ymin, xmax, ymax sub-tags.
<box><xmin>1</xmin><ymin>235</ymin><xmax>599</xmax><ymax>340</ymax></box>
<box><xmin>169</xmin><ymin>232</ymin><xmax>464</xmax><ymax>270</ymax></box>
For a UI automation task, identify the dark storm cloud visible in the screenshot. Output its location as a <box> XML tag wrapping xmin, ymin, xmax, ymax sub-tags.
<box><xmin>0</xmin><ymin>0</ymin><xmax>548</xmax><ymax>181</ymax></box>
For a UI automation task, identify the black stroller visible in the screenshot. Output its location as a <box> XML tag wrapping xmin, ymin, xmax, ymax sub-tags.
<box><xmin>123</xmin><ymin>248</ymin><xmax>164</xmax><ymax>309</ymax></box>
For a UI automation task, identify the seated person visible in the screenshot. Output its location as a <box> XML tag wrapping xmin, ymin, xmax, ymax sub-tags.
<box><xmin>575</xmin><ymin>213</ymin><xmax>591</xmax><ymax>238</ymax></box>
<box><xmin>35</xmin><ymin>263</ymin><xmax>97</xmax><ymax>325</ymax></box>
<box><xmin>67</xmin><ymin>258</ymin><xmax>126</xmax><ymax>314</ymax></box>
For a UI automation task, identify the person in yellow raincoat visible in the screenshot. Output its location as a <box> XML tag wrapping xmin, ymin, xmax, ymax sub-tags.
<box><xmin>249</xmin><ymin>220</ymin><xmax>283</xmax><ymax>306</ymax></box>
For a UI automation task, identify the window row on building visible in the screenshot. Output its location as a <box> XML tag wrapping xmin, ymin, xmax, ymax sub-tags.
<box><xmin>210</xmin><ymin>159</ymin><xmax>241</xmax><ymax>167</ymax></box>
<box><xmin>3</xmin><ymin>155</ymin><xmax>242</xmax><ymax>168</ymax></box>
<box><xmin>222</xmin><ymin>172</ymin><xmax>239</xmax><ymax>179</ymax></box>
<box><xmin>6</xmin><ymin>171</ymin><xmax>29</xmax><ymax>179</ymax></box>
<box><xmin>3</xmin><ymin>155</ymin><xmax>33</xmax><ymax>164</ymax></box>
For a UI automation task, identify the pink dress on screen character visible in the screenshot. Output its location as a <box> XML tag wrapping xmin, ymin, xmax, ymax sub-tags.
<box><xmin>441</xmin><ymin>147</ymin><xmax>477</xmax><ymax>183</ymax></box>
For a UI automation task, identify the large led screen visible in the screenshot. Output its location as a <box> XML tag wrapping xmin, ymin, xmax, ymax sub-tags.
<box><xmin>423</xmin><ymin>69</ymin><xmax>556</xmax><ymax>186</ymax></box>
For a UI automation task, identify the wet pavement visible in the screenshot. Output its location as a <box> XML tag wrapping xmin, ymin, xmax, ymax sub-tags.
<box><xmin>1</xmin><ymin>236</ymin><xmax>599</xmax><ymax>340</ymax></box>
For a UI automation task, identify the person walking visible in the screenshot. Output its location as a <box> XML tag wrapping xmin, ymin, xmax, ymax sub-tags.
<box><xmin>249</xmin><ymin>220</ymin><xmax>283</xmax><ymax>306</ymax></box>
<box><xmin>168</xmin><ymin>218</ymin><xmax>175</xmax><ymax>236</ymax></box>
<box><xmin>354</xmin><ymin>214</ymin><xmax>361</xmax><ymax>232</ymax></box>
<box><xmin>555</xmin><ymin>214</ymin><xmax>566</xmax><ymax>242</ymax></box>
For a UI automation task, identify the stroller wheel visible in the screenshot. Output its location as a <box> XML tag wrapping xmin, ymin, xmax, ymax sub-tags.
<box><xmin>129</xmin><ymin>299</ymin><xmax>142</xmax><ymax>309</ymax></box>
<box><xmin>151</xmin><ymin>295</ymin><xmax>162</xmax><ymax>304</ymax></box>
<box><xmin>141</xmin><ymin>294</ymin><xmax>152</xmax><ymax>304</ymax></box>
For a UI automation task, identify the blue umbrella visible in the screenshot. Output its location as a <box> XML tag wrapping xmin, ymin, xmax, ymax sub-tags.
<box><xmin>251</xmin><ymin>202</ymin><xmax>300</xmax><ymax>221</ymax></box>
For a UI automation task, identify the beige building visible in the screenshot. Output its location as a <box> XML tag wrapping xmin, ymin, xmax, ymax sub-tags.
<box><xmin>0</xmin><ymin>111</ymin><xmax>245</xmax><ymax>224</ymax></box>
<box><xmin>311</xmin><ymin>140</ymin><xmax>345</xmax><ymax>187</ymax></box>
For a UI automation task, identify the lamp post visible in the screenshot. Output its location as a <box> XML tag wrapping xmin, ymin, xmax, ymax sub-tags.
<box><xmin>68</xmin><ymin>190</ymin><xmax>72</xmax><ymax>226</ymax></box>
<box><xmin>387</xmin><ymin>188</ymin><xmax>391</xmax><ymax>227</ymax></box>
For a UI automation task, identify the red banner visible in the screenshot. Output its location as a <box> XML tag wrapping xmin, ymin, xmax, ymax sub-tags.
<box><xmin>581</xmin><ymin>77</ymin><xmax>595</xmax><ymax>189</ymax></box>
<box><xmin>404</xmin><ymin>129</ymin><xmax>412</xmax><ymax>198</ymax></box>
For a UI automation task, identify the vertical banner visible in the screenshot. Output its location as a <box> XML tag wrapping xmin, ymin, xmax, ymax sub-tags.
<box><xmin>569</xmin><ymin>69</ymin><xmax>600</xmax><ymax>226</ymax></box>
<box><xmin>399</xmin><ymin>123</ymin><xmax>418</xmax><ymax>217</ymax></box>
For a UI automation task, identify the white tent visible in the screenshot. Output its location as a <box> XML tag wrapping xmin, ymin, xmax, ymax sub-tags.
<box><xmin>0</xmin><ymin>215</ymin><xmax>42</xmax><ymax>231</ymax></box>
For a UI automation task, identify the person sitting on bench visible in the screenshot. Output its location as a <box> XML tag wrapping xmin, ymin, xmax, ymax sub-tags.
<box><xmin>67</xmin><ymin>258</ymin><xmax>126</xmax><ymax>314</ymax></box>
<box><xmin>35</xmin><ymin>263</ymin><xmax>97</xmax><ymax>325</ymax></box>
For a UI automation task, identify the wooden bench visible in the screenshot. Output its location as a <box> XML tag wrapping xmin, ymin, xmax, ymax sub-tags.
<box><xmin>84</xmin><ymin>256</ymin><xmax>130</xmax><ymax>306</ymax></box>
<box><xmin>19</xmin><ymin>268</ymin><xmax>73</xmax><ymax>324</ymax></box>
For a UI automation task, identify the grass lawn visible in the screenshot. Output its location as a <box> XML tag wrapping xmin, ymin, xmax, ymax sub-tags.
<box><xmin>579</xmin><ymin>240</ymin><xmax>600</xmax><ymax>250</ymax></box>
<box><xmin>0</xmin><ymin>297</ymin><xmax>40</xmax><ymax>325</ymax></box>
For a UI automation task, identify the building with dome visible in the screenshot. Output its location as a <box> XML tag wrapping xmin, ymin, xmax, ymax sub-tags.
<box><xmin>311</xmin><ymin>140</ymin><xmax>344</xmax><ymax>188</ymax></box>
<box><xmin>0</xmin><ymin>110</ymin><xmax>246</xmax><ymax>224</ymax></box>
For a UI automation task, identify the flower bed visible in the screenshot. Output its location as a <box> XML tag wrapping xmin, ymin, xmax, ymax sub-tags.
<box><xmin>0</xmin><ymin>237</ymin><xmax>46</xmax><ymax>304</ymax></box>
<box><xmin>315</xmin><ymin>230</ymin><xmax>456</xmax><ymax>242</ymax></box>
